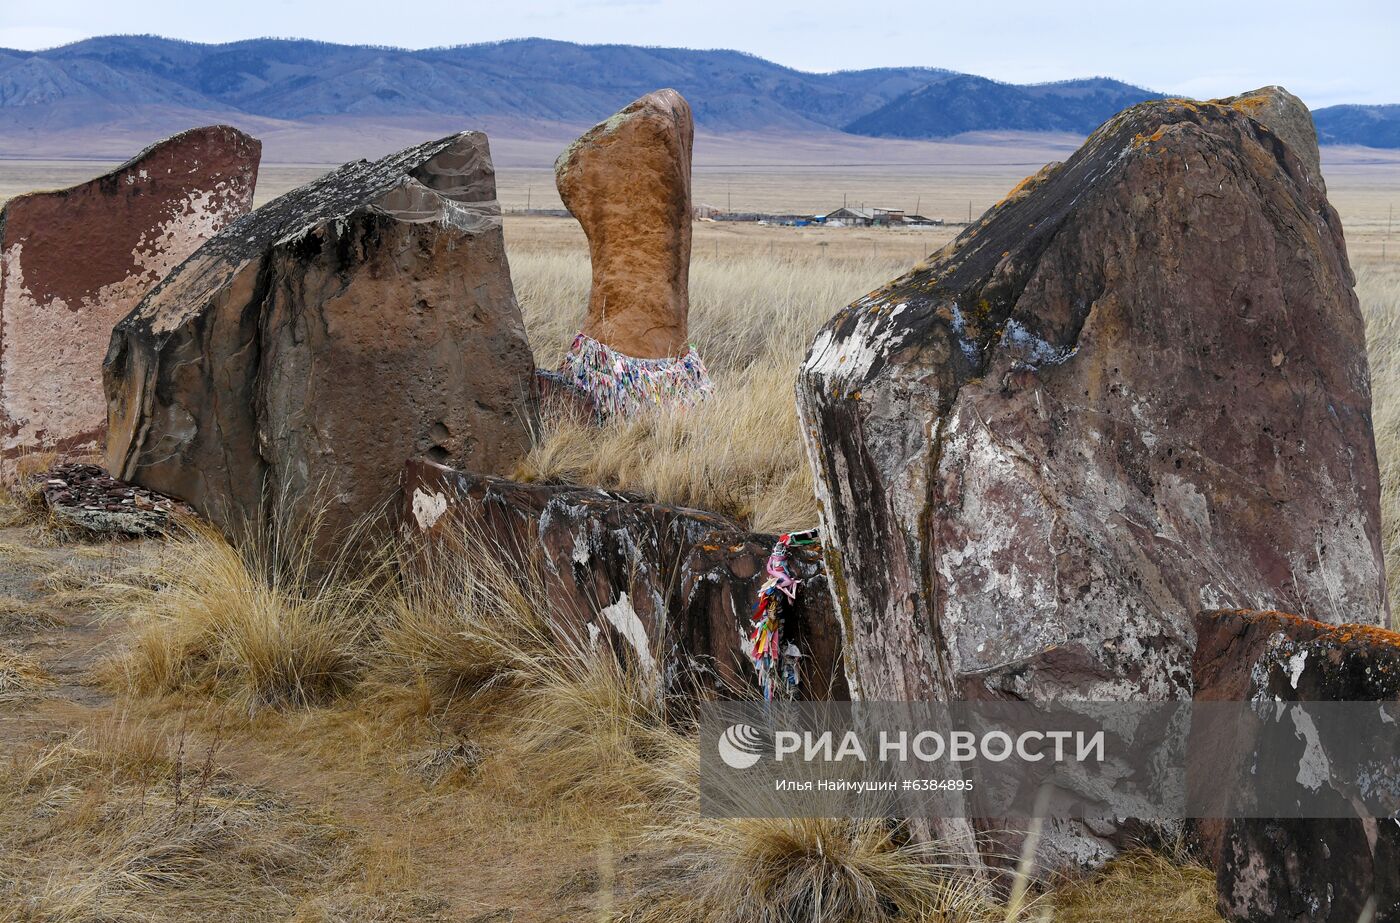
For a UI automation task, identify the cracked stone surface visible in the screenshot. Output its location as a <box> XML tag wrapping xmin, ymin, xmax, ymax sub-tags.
<box><xmin>1194</xmin><ymin>609</ymin><xmax>1400</xmax><ymax>922</ymax></box>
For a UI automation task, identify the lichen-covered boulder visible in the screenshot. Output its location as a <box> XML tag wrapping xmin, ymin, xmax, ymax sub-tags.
<box><xmin>0</xmin><ymin>126</ymin><xmax>259</xmax><ymax>474</ymax></box>
<box><xmin>796</xmin><ymin>90</ymin><xmax>1386</xmax><ymax>866</ymax></box>
<box><xmin>1213</xmin><ymin>86</ymin><xmax>1327</xmax><ymax>192</ymax></box>
<box><xmin>555</xmin><ymin>89</ymin><xmax>693</xmax><ymax>360</ymax></box>
<box><xmin>400</xmin><ymin>459</ymin><xmax>847</xmax><ymax>701</ymax></box>
<box><xmin>104</xmin><ymin>133</ymin><xmax>534</xmax><ymax>556</ymax></box>
<box><xmin>1194</xmin><ymin>610</ymin><xmax>1400</xmax><ymax>922</ymax></box>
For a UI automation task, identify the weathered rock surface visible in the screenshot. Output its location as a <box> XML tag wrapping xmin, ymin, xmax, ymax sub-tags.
<box><xmin>1213</xmin><ymin>86</ymin><xmax>1327</xmax><ymax>193</ymax></box>
<box><xmin>0</xmin><ymin>126</ymin><xmax>259</xmax><ymax>473</ymax></box>
<box><xmin>556</xmin><ymin>89</ymin><xmax>693</xmax><ymax>359</ymax></box>
<box><xmin>104</xmin><ymin>133</ymin><xmax>535</xmax><ymax>555</ymax></box>
<box><xmin>797</xmin><ymin>92</ymin><xmax>1385</xmax><ymax>867</ymax></box>
<box><xmin>400</xmin><ymin>459</ymin><xmax>847</xmax><ymax>701</ymax></box>
<box><xmin>1193</xmin><ymin>610</ymin><xmax>1400</xmax><ymax>922</ymax></box>
<box><xmin>33</xmin><ymin>462</ymin><xmax>194</xmax><ymax>536</ymax></box>
<box><xmin>799</xmin><ymin>92</ymin><xmax>1384</xmax><ymax>705</ymax></box>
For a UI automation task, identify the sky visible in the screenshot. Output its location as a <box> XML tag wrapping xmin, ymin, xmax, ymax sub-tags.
<box><xmin>0</xmin><ymin>0</ymin><xmax>1395</xmax><ymax>107</ymax></box>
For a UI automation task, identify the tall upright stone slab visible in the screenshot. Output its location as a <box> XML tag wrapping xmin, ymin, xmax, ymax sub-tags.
<box><xmin>555</xmin><ymin>89</ymin><xmax>693</xmax><ymax>360</ymax></box>
<box><xmin>104</xmin><ymin>132</ymin><xmax>535</xmax><ymax>556</ymax></box>
<box><xmin>797</xmin><ymin>90</ymin><xmax>1386</xmax><ymax>865</ymax></box>
<box><xmin>0</xmin><ymin>126</ymin><xmax>259</xmax><ymax>474</ymax></box>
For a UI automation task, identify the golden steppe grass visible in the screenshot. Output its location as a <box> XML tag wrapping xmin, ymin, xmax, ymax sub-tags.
<box><xmin>0</xmin><ymin>495</ymin><xmax>1218</xmax><ymax>921</ymax></box>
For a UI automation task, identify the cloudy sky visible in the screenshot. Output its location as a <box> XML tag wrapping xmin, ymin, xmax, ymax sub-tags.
<box><xmin>1</xmin><ymin>0</ymin><xmax>1395</xmax><ymax>107</ymax></box>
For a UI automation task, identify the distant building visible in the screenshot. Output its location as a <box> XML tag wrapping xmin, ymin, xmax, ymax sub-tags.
<box><xmin>818</xmin><ymin>207</ymin><xmax>942</xmax><ymax>228</ymax></box>
<box><xmin>821</xmin><ymin>206</ymin><xmax>874</xmax><ymax>227</ymax></box>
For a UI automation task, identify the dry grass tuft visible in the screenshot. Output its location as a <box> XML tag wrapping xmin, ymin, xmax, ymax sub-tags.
<box><xmin>0</xmin><ymin>452</ymin><xmax>88</xmax><ymax>541</ymax></box>
<box><xmin>8</xmin><ymin>714</ymin><xmax>176</xmax><ymax>790</ymax></box>
<box><xmin>103</xmin><ymin>521</ymin><xmax>373</xmax><ymax>714</ymax></box>
<box><xmin>521</xmin><ymin>362</ymin><xmax>818</xmax><ymax>530</ymax></box>
<box><xmin>370</xmin><ymin>533</ymin><xmax>551</xmax><ymax>712</ymax></box>
<box><xmin>0</xmin><ymin>643</ymin><xmax>53</xmax><ymax>694</ymax></box>
<box><xmin>1046</xmin><ymin>848</ymin><xmax>1219</xmax><ymax>922</ymax></box>
<box><xmin>621</xmin><ymin>816</ymin><xmax>1003</xmax><ymax>923</ymax></box>
<box><xmin>373</xmin><ymin>531</ymin><xmax>693</xmax><ymax>813</ymax></box>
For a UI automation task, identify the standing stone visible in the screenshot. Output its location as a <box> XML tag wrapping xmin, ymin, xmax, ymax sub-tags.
<box><xmin>555</xmin><ymin>89</ymin><xmax>693</xmax><ymax>359</ymax></box>
<box><xmin>0</xmin><ymin>126</ymin><xmax>259</xmax><ymax>474</ymax></box>
<box><xmin>797</xmin><ymin>91</ymin><xmax>1386</xmax><ymax>866</ymax></box>
<box><xmin>104</xmin><ymin>132</ymin><xmax>534</xmax><ymax>557</ymax></box>
<box><xmin>1193</xmin><ymin>610</ymin><xmax>1400</xmax><ymax>921</ymax></box>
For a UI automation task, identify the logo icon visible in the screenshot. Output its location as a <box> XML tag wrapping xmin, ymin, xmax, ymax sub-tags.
<box><xmin>718</xmin><ymin>723</ymin><xmax>766</xmax><ymax>769</ymax></box>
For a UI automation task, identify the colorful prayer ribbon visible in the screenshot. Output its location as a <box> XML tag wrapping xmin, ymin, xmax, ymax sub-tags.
<box><xmin>556</xmin><ymin>331</ymin><xmax>714</xmax><ymax>419</ymax></box>
<box><xmin>747</xmin><ymin>528</ymin><xmax>819</xmax><ymax>701</ymax></box>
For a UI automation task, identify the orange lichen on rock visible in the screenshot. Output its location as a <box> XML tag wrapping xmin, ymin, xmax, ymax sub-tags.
<box><xmin>1212</xmin><ymin>608</ymin><xmax>1400</xmax><ymax>650</ymax></box>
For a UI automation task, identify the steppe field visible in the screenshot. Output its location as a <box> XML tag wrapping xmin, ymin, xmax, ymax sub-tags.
<box><xmin>1</xmin><ymin>140</ymin><xmax>1399</xmax><ymax>922</ymax></box>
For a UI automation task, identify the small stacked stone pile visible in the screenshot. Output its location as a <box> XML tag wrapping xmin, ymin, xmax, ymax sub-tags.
<box><xmin>35</xmin><ymin>463</ymin><xmax>194</xmax><ymax>536</ymax></box>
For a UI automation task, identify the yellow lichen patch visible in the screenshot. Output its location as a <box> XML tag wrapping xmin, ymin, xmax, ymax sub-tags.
<box><xmin>1132</xmin><ymin>125</ymin><xmax>1173</xmax><ymax>149</ymax></box>
<box><xmin>995</xmin><ymin>169</ymin><xmax>1045</xmax><ymax>208</ymax></box>
<box><xmin>1221</xmin><ymin>93</ymin><xmax>1270</xmax><ymax>115</ymax></box>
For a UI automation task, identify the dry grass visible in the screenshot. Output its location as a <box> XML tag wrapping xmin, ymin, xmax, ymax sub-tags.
<box><xmin>1046</xmin><ymin>849</ymin><xmax>1219</xmax><ymax>923</ymax></box>
<box><xmin>372</xmin><ymin>530</ymin><xmax>693</xmax><ymax>814</ymax></box>
<box><xmin>514</xmin><ymin>248</ymin><xmax>903</xmax><ymax>531</ymax></box>
<box><xmin>89</xmin><ymin>521</ymin><xmax>1031</xmax><ymax>920</ymax></box>
<box><xmin>0</xmin><ymin>452</ymin><xmax>57</xmax><ymax>530</ymax></box>
<box><xmin>0</xmin><ymin>643</ymin><xmax>53</xmax><ymax>694</ymax></box>
<box><xmin>101</xmin><ymin>521</ymin><xmax>374</xmax><ymax>713</ymax></box>
<box><xmin>1360</xmin><ymin>262</ymin><xmax>1400</xmax><ymax>612</ymax></box>
<box><xmin>621</xmin><ymin>816</ymin><xmax>1006</xmax><ymax>923</ymax></box>
<box><xmin>0</xmin><ymin>483</ymin><xmax>1231</xmax><ymax>920</ymax></box>
<box><xmin>0</xmin><ymin>715</ymin><xmax>342</xmax><ymax>923</ymax></box>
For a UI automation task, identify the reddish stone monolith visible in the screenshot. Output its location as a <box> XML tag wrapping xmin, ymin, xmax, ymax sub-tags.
<box><xmin>0</xmin><ymin>125</ymin><xmax>260</xmax><ymax>474</ymax></box>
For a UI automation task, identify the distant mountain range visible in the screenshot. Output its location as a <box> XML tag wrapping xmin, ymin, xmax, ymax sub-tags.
<box><xmin>0</xmin><ymin>36</ymin><xmax>1395</xmax><ymax>158</ymax></box>
<box><xmin>844</xmin><ymin>75</ymin><xmax>1158</xmax><ymax>138</ymax></box>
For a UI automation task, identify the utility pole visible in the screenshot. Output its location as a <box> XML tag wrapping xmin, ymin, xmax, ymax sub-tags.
<box><xmin>526</xmin><ymin>186</ymin><xmax>531</xmax><ymax>212</ymax></box>
<box><xmin>728</xmin><ymin>184</ymin><xmax>732</xmax><ymax>211</ymax></box>
<box><xmin>968</xmin><ymin>200</ymin><xmax>973</xmax><ymax>223</ymax></box>
<box><xmin>915</xmin><ymin>195</ymin><xmax>921</xmax><ymax>215</ymax></box>
<box><xmin>1387</xmin><ymin>203</ymin><xmax>1393</xmax><ymax>261</ymax></box>
<box><xmin>843</xmin><ymin>192</ymin><xmax>847</xmax><ymax>209</ymax></box>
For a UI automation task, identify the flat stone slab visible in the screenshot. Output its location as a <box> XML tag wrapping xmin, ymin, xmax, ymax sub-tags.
<box><xmin>400</xmin><ymin>458</ymin><xmax>847</xmax><ymax>701</ymax></box>
<box><xmin>0</xmin><ymin>125</ymin><xmax>260</xmax><ymax>473</ymax></box>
